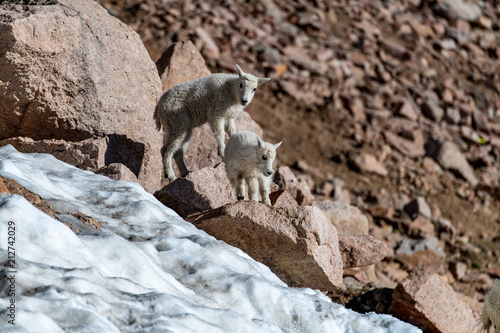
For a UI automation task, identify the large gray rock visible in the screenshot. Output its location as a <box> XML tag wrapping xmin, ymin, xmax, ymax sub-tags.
<box><xmin>0</xmin><ymin>0</ymin><xmax>162</xmax><ymax>192</ymax></box>
<box><xmin>187</xmin><ymin>201</ymin><xmax>343</xmax><ymax>290</ymax></box>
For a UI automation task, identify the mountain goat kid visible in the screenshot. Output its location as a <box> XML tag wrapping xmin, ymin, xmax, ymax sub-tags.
<box><xmin>224</xmin><ymin>131</ymin><xmax>281</xmax><ymax>205</ymax></box>
<box><xmin>480</xmin><ymin>280</ymin><xmax>500</xmax><ymax>333</ymax></box>
<box><xmin>154</xmin><ymin>64</ymin><xmax>270</xmax><ymax>181</ymax></box>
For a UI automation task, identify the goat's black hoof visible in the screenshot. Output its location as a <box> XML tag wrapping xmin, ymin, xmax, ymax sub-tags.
<box><xmin>237</xmin><ymin>196</ymin><xmax>245</xmax><ymax>201</ymax></box>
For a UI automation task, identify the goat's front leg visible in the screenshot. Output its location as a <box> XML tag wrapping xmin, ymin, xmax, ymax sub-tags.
<box><xmin>226</xmin><ymin>117</ymin><xmax>237</xmax><ymax>137</ymax></box>
<box><xmin>258</xmin><ymin>176</ymin><xmax>271</xmax><ymax>205</ymax></box>
<box><xmin>210</xmin><ymin>119</ymin><xmax>226</xmax><ymax>157</ymax></box>
<box><xmin>246</xmin><ymin>177</ymin><xmax>259</xmax><ymax>202</ymax></box>
<box><xmin>235</xmin><ymin>175</ymin><xmax>246</xmax><ymax>201</ymax></box>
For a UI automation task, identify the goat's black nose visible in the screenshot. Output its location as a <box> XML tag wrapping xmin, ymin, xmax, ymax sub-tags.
<box><xmin>265</xmin><ymin>171</ymin><xmax>273</xmax><ymax>176</ymax></box>
<box><xmin>241</xmin><ymin>99</ymin><xmax>248</xmax><ymax>105</ymax></box>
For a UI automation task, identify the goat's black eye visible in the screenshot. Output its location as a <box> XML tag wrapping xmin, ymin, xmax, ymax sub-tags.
<box><xmin>253</xmin><ymin>87</ymin><xmax>256</xmax><ymax>92</ymax></box>
<box><xmin>240</xmin><ymin>83</ymin><xmax>243</xmax><ymax>89</ymax></box>
<box><xmin>262</xmin><ymin>155</ymin><xmax>268</xmax><ymax>161</ymax></box>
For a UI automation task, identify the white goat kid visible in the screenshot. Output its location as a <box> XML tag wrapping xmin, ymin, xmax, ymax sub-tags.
<box><xmin>154</xmin><ymin>64</ymin><xmax>270</xmax><ymax>181</ymax></box>
<box><xmin>224</xmin><ymin>131</ymin><xmax>281</xmax><ymax>205</ymax></box>
<box><xmin>480</xmin><ymin>280</ymin><xmax>500</xmax><ymax>333</ymax></box>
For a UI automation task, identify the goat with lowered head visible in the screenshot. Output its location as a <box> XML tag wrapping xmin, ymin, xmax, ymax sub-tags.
<box><xmin>154</xmin><ymin>65</ymin><xmax>270</xmax><ymax>181</ymax></box>
<box><xmin>224</xmin><ymin>131</ymin><xmax>281</xmax><ymax>205</ymax></box>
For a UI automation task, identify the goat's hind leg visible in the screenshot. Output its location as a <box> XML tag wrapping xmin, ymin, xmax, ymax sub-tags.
<box><xmin>173</xmin><ymin>128</ymin><xmax>192</xmax><ymax>177</ymax></box>
<box><xmin>161</xmin><ymin>132</ymin><xmax>185</xmax><ymax>181</ymax></box>
<box><xmin>210</xmin><ymin>119</ymin><xmax>226</xmax><ymax>157</ymax></box>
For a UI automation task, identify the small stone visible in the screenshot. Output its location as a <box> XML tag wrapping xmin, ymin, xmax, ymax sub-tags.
<box><xmin>421</xmin><ymin>98</ymin><xmax>444</xmax><ymax>122</ymax></box>
<box><xmin>444</xmin><ymin>107</ymin><xmax>461</xmax><ymax>124</ymax></box>
<box><xmin>397</xmin><ymin>100</ymin><xmax>419</xmax><ymax>121</ymax></box>
<box><xmin>383</xmin><ymin>131</ymin><xmax>425</xmax><ymax>158</ymax></box>
<box><xmin>433</xmin><ymin>141</ymin><xmax>479</xmax><ymax>187</ymax></box>
<box><xmin>478</xmin><ymin>16</ymin><xmax>492</xmax><ymax>30</ymax></box>
<box><xmin>338</xmin><ymin>234</ymin><xmax>388</xmax><ymax>268</ymax></box>
<box><xmin>350</xmin><ymin>153</ymin><xmax>388</xmax><ymax>177</ymax></box>
<box><xmin>449</xmin><ymin>261</ymin><xmax>467</xmax><ymax>280</ymax></box>
<box><xmin>403</xmin><ymin>197</ymin><xmax>432</xmax><ymax>220</ymax></box>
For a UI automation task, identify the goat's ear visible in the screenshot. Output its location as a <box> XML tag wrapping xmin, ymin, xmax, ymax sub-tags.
<box><xmin>257</xmin><ymin>136</ymin><xmax>263</xmax><ymax>149</ymax></box>
<box><xmin>258</xmin><ymin>77</ymin><xmax>271</xmax><ymax>85</ymax></box>
<box><xmin>274</xmin><ymin>141</ymin><xmax>282</xmax><ymax>149</ymax></box>
<box><xmin>236</xmin><ymin>64</ymin><xmax>244</xmax><ymax>78</ymax></box>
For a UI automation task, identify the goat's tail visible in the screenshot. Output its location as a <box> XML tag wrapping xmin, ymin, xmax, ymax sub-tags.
<box><xmin>153</xmin><ymin>103</ymin><xmax>162</xmax><ymax>131</ymax></box>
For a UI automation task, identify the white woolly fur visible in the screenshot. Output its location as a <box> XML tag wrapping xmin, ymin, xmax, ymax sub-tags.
<box><xmin>480</xmin><ymin>280</ymin><xmax>500</xmax><ymax>333</ymax></box>
<box><xmin>224</xmin><ymin>131</ymin><xmax>281</xmax><ymax>205</ymax></box>
<box><xmin>154</xmin><ymin>65</ymin><xmax>270</xmax><ymax>181</ymax></box>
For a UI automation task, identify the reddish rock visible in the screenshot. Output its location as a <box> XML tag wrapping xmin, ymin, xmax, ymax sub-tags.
<box><xmin>379</xmin><ymin>40</ymin><xmax>411</xmax><ymax>60</ymax></box>
<box><xmin>408</xmin><ymin>216</ymin><xmax>435</xmax><ymax>239</ymax></box>
<box><xmin>154</xmin><ymin>163</ymin><xmax>236</xmax><ymax>217</ymax></box>
<box><xmin>0</xmin><ymin>0</ymin><xmax>162</xmax><ymax>192</ymax></box>
<box><xmin>0</xmin><ymin>178</ymin><xmax>10</xmax><ymax>195</ymax></box>
<box><xmin>269</xmin><ymin>190</ymin><xmax>298</xmax><ymax>207</ymax></box>
<box><xmin>421</xmin><ymin>98</ymin><xmax>444</xmax><ymax>122</ymax></box>
<box><xmin>403</xmin><ymin>197</ymin><xmax>432</xmax><ymax>220</ymax></box>
<box><xmin>389</xmin><ymin>268</ymin><xmax>477</xmax><ymax>333</ymax></box>
<box><xmin>432</xmin><ymin>0</ymin><xmax>482</xmax><ymax>22</ymax></box>
<box><xmin>156</xmin><ymin>40</ymin><xmax>212</xmax><ymax>93</ymax></box>
<box><xmin>396</xmin><ymin>100</ymin><xmax>419</xmax><ymax>121</ymax></box>
<box><xmin>449</xmin><ymin>261</ymin><xmax>468</xmax><ymax>281</ymax></box>
<box><xmin>433</xmin><ymin>218</ymin><xmax>457</xmax><ymax>244</ymax></box>
<box><xmin>422</xmin><ymin>157</ymin><xmax>442</xmax><ymax>175</ymax></box>
<box><xmin>338</xmin><ymin>234</ymin><xmax>388</xmax><ymax>268</ymax></box>
<box><xmin>187</xmin><ymin>201</ymin><xmax>343</xmax><ymax>290</ymax></box>
<box><xmin>394</xmin><ymin>238</ymin><xmax>446</xmax><ymax>272</ymax></box>
<box><xmin>347</xmin><ymin>98</ymin><xmax>367</xmax><ymax>122</ymax></box>
<box><xmin>274</xmin><ymin>166</ymin><xmax>299</xmax><ymax>198</ymax></box>
<box><xmin>96</xmin><ymin>163</ymin><xmax>138</xmax><ymax>183</ymax></box>
<box><xmin>0</xmin><ymin>137</ymin><xmax>107</xmax><ymax>171</ymax></box>
<box><xmin>383</xmin><ymin>131</ymin><xmax>425</xmax><ymax>158</ymax></box>
<box><xmin>472</xmin><ymin>110</ymin><xmax>490</xmax><ymax>133</ymax></box>
<box><xmin>433</xmin><ymin>141</ymin><xmax>479</xmax><ymax>187</ymax></box>
<box><xmin>350</xmin><ymin>152</ymin><xmax>388</xmax><ymax>177</ymax></box>
<box><xmin>296</xmin><ymin>178</ymin><xmax>314</xmax><ymax>206</ymax></box>
<box><xmin>313</xmin><ymin>200</ymin><xmax>369</xmax><ymax>235</ymax></box>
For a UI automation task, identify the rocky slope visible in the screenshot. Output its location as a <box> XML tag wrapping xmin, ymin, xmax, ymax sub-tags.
<box><xmin>96</xmin><ymin>0</ymin><xmax>500</xmax><ymax>318</ymax></box>
<box><xmin>1</xmin><ymin>0</ymin><xmax>499</xmax><ymax>331</ymax></box>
